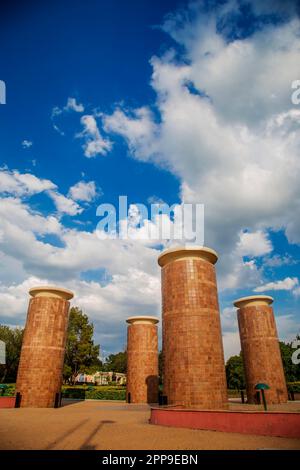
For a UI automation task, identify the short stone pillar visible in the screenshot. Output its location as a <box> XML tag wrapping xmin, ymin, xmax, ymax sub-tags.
<box><xmin>16</xmin><ymin>286</ymin><xmax>74</xmax><ymax>407</ymax></box>
<box><xmin>158</xmin><ymin>246</ymin><xmax>228</xmax><ymax>409</ymax></box>
<box><xmin>126</xmin><ymin>316</ymin><xmax>159</xmax><ymax>404</ymax></box>
<box><xmin>234</xmin><ymin>295</ymin><xmax>288</xmax><ymax>404</ymax></box>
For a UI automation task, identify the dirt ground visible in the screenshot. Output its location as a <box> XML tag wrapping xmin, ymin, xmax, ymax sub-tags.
<box><xmin>0</xmin><ymin>400</ymin><xmax>300</xmax><ymax>450</ymax></box>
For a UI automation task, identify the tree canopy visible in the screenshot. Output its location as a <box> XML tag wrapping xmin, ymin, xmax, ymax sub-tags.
<box><xmin>103</xmin><ymin>351</ymin><xmax>127</xmax><ymax>373</ymax></box>
<box><xmin>226</xmin><ymin>336</ymin><xmax>300</xmax><ymax>389</ymax></box>
<box><xmin>279</xmin><ymin>337</ymin><xmax>300</xmax><ymax>382</ymax></box>
<box><xmin>0</xmin><ymin>325</ymin><xmax>23</xmax><ymax>383</ymax></box>
<box><xmin>63</xmin><ymin>307</ymin><xmax>102</xmax><ymax>383</ymax></box>
<box><xmin>225</xmin><ymin>354</ymin><xmax>245</xmax><ymax>390</ymax></box>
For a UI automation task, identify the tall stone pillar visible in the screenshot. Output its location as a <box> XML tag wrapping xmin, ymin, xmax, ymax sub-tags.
<box><xmin>158</xmin><ymin>246</ymin><xmax>228</xmax><ymax>409</ymax></box>
<box><xmin>16</xmin><ymin>286</ymin><xmax>73</xmax><ymax>407</ymax></box>
<box><xmin>234</xmin><ymin>295</ymin><xmax>288</xmax><ymax>404</ymax></box>
<box><xmin>126</xmin><ymin>316</ymin><xmax>159</xmax><ymax>404</ymax></box>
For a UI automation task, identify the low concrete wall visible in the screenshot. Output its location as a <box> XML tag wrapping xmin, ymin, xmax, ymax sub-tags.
<box><xmin>0</xmin><ymin>397</ymin><xmax>15</xmax><ymax>408</ymax></box>
<box><xmin>150</xmin><ymin>407</ymin><xmax>300</xmax><ymax>439</ymax></box>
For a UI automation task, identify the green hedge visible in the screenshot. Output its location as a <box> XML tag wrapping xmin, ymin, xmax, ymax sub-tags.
<box><xmin>0</xmin><ymin>384</ymin><xmax>15</xmax><ymax>397</ymax></box>
<box><xmin>0</xmin><ymin>384</ymin><xmax>126</xmax><ymax>400</ymax></box>
<box><xmin>2</xmin><ymin>383</ymin><xmax>299</xmax><ymax>399</ymax></box>
<box><xmin>287</xmin><ymin>382</ymin><xmax>300</xmax><ymax>393</ymax></box>
<box><xmin>61</xmin><ymin>385</ymin><xmax>126</xmax><ymax>400</ymax></box>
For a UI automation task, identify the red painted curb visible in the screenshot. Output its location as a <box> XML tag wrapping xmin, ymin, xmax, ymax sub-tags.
<box><xmin>150</xmin><ymin>408</ymin><xmax>300</xmax><ymax>439</ymax></box>
<box><xmin>0</xmin><ymin>397</ymin><xmax>15</xmax><ymax>408</ymax></box>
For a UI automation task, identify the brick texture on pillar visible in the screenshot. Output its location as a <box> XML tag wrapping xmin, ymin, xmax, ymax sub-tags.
<box><xmin>16</xmin><ymin>286</ymin><xmax>74</xmax><ymax>408</ymax></box>
<box><xmin>158</xmin><ymin>246</ymin><xmax>228</xmax><ymax>409</ymax></box>
<box><xmin>126</xmin><ymin>316</ymin><xmax>159</xmax><ymax>404</ymax></box>
<box><xmin>234</xmin><ymin>295</ymin><xmax>288</xmax><ymax>404</ymax></box>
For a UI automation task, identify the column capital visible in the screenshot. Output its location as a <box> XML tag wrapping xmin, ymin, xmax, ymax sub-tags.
<box><xmin>158</xmin><ymin>245</ymin><xmax>218</xmax><ymax>267</ymax></box>
<box><xmin>29</xmin><ymin>285</ymin><xmax>74</xmax><ymax>301</ymax></box>
<box><xmin>234</xmin><ymin>295</ymin><xmax>273</xmax><ymax>309</ymax></box>
<box><xmin>126</xmin><ymin>316</ymin><xmax>159</xmax><ymax>325</ymax></box>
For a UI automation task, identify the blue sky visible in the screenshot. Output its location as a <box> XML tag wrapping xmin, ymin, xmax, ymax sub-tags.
<box><xmin>0</xmin><ymin>0</ymin><xmax>300</xmax><ymax>360</ymax></box>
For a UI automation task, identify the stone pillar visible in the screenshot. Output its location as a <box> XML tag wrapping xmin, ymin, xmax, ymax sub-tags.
<box><xmin>158</xmin><ymin>246</ymin><xmax>228</xmax><ymax>409</ymax></box>
<box><xmin>234</xmin><ymin>295</ymin><xmax>288</xmax><ymax>404</ymax></box>
<box><xmin>126</xmin><ymin>316</ymin><xmax>159</xmax><ymax>404</ymax></box>
<box><xmin>16</xmin><ymin>286</ymin><xmax>73</xmax><ymax>408</ymax></box>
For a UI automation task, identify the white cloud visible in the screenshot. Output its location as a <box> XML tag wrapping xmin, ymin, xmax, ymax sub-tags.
<box><xmin>21</xmin><ymin>140</ymin><xmax>33</xmax><ymax>149</ymax></box>
<box><xmin>274</xmin><ymin>314</ymin><xmax>300</xmax><ymax>342</ymax></box>
<box><xmin>68</xmin><ymin>180</ymin><xmax>99</xmax><ymax>202</ymax></box>
<box><xmin>0</xmin><ymin>276</ymin><xmax>48</xmax><ymax>319</ymax></box>
<box><xmin>0</xmin><ymin>197</ymin><xmax>61</xmax><ymax>235</ymax></box>
<box><xmin>237</xmin><ymin>230</ymin><xmax>273</xmax><ymax>257</ymax></box>
<box><xmin>64</xmin><ymin>97</ymin><xmax>84</xmax><ymax>113</ymax></box>
<box><xmin>1</xmin><ymin>2</ymin><xmax>300</xmax><ymax>357</ymax></box>
<box><xmin>0</xmin><ymin>167</ymin><xmax>91</xmax><ymax>217</ymax></box>
<box><xmin>222</xmin><ymin>313</ymin><xmax>300</xmax><ymax>360</ymax></box>
<box><xmin>47</xmin><ymin>190</ymin><xmax>83</xmax><ymax>216</ymax></box>
<box><xmin>0</xmin><ymin>168</ymin><xmax>56</xmax><ymax>196</ymax></box>
<box><xmin>0</xmin><ymin>193</ymin><xmax>161</xmax><ymax>282</ymax></box>
<box><xmin>222</xmin><ymin>331</ymin><xmax>242</xmax><ymax>361</ymax></box>
<box><xmin>254</xmin><ymin>277</ymin><xmax>299</xmax><ymax>292</ymax></box>
<box><xmin>77</xmin><ymin>115</ymin><xmax>112</xmax><ymax>158</ymax></box>
<box><xmin>221</xmin><ymin>306</ymin><xmax>238</xmax><ymax>333</ymax></box>
<box><xmin>0</xmin><ymin>167</ymin><xmax>87</xmax><ymax>217</ymax></box>
<box><xmin>0</xmin><ymin>267</ymin><xmax>161</xmax><ymax>355</ymax></box>
<box><xmin>103</xmin><ymin>107</ymin><xmax>158</xmax><ymax>162</ymax></box>
<box><xmin>51</xmin><ymin>97</ymin><xmax>84</xmax><ymax>135</ymax></box>
<box><xmin>0</xmin><ymin>192</ymin><xmax>162</xmax><ymax>355</ymax></box>
<box><xmin>52</xmin><ymin>97</ymin><xmax>84</xmax><ymax>116</ymax></box>
<box><xmin>101</xmin><ymin>3</ymin><xmax>300</xmax><ymax>291</ymax></box>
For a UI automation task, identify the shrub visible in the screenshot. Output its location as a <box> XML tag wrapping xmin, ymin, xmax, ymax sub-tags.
<box><xmin>0</xmin><ymin>384</ymin><xmax>15</xmax><ymax>397</ymax></box>
<box><xmin>61</xmin><ymin>385</ymin><xmax>126</xmax><ymax>400</ymax></box>
<box><xmin>287</xmin><ymin>382</ymin><xmax>300</xmax><ymax>393</ymax></box>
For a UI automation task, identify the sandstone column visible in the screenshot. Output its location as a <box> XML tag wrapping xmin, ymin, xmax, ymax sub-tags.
<box><xmin>234</xmin><ymin>295</ymin><xmax>288</xmax><ymax>404</ymax></box>
<box><xmin>158</xmin><ymin>246</ymin><xmax>228</xmax><ymax>409</ymax></box>
<box><xmin>16</xmin><ymin>286</ymin><xmax>74</xmax><ymax>407</ymax></box>
<box><xmin>126</xmin><ymin>316</ymin><xmax>159</xmax><ymax>404</ymax></box>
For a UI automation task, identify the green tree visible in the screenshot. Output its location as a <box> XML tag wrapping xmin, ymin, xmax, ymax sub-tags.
<box><xmin>280</xmin><ymin>337</ymin><xmax>300</xmax><ymax>382</ymax></box>
<box><xmin>63</xmin><ymin>307</ymin><xmax>101</xmax><ymax>383</ymax></box>
<box><xmin>104</xmin><ymin>351</ymin><xmax>127</xmax><ymax>373</ymax></box>
<box><xmin>225</xmin><ymin>354</ymin><xmax>245</xmax><ymax>390</ymax></box>
<box><xmin>0</xmin><ymin>325</ymin><xmax>24</xmax><ymax>383</ymax></box>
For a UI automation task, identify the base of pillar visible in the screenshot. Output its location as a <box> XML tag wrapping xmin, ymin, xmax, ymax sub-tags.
<box><xmin>150</xmin><ymin>407</ymin><xmax>300</xmax><ymax>438</ymax></box>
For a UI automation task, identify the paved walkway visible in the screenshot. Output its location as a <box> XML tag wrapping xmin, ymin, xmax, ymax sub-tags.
<box><xmin>1</xmin><ymin>400</ymin><xmax>300</xmax><ymax>450</ymax></box>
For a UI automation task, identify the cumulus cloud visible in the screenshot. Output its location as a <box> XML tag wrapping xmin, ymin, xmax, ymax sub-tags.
<box><xmin>236</xmin><ymin>230</ymin><xmax>273</xmax><ymax>257</ymax></box>
<box><xmin>0</xmin><ymin>192</ymin><xmax>162</xmax><ymax>354</ymax></box>
<box><xmin>1</xmin><ymin>1</ymin><xmax>300</xmax><ymax>356</ymax></box>
<box><xmin>275</xmin><ymin>314</ymin><xmax>300</xmax><ymax>342</ymax></box>
<box><xmin>51</xmin><ymin>96</ymin><xmax>84</xmax><ymax>135</ymax></box>
<box><xmin>77</xmin><ymin>115</ymin><xmax>112</xmax><ymax>157</ymax></box>
<box><xmin>0</xmin><ymin>168</ymin><xmax>86</xmax><ymax>217</ymax></box>
<box><xmin>21</xmin><ymin>140</ymin><xmax>33</xmax><ymax>149</ymax></box>
<box><xmin>52</xmin><ymin>97</ymin><xmax>84</xmax><ymax>116</ymax></box>
<box><xmin>0</xmin><ymin>268</ymin><xmax>161</xmax><ymax>354</ymax></box>
<box><xmin>0</xmin><ymin>168</ymin><xmax>56</xmax><ymax>196</ymax></box>
<box><xmin>68</xmin><ymin>180</ymin><xmax>99</xmax><ymax>202</ymax></box>
<box><xmin>47</xmin><ymin>190</ymin><xmax>83</xmax><ymax>216</ymax></box>
<box><xmin>64</xmin><ymin>97</ymin><xmax>84</xmax><ymax>113</ymax></box>
<box><xmin>0</xmin><ymin>197</ymin><xmax>61</xmax><ymax>235</ymax></box>
<box><xmin>103</xmin><ymin>107</ymin><xmax>158</xmax><ymax>162</ymax></box>
<box><xmin>101</xmin><ymin>1</ymin><xmax>300</xmax><ymax>293</ymax></box>
<box><xmin>254</xmin><ymin>277</ymin><xmax>299</xmax><ymax>293</ymax></box>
